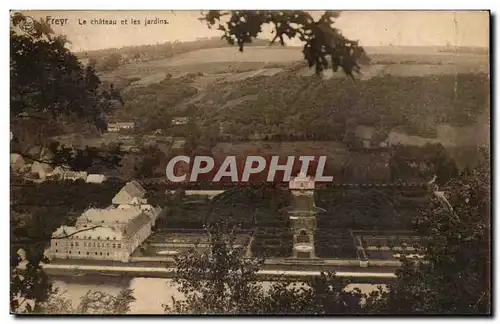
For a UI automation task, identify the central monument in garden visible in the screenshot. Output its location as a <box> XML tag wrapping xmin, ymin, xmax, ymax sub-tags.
<box><xmin>288</xmin><ymin>172</ymin><xmax>318</xmax><ymax>259</ymax></box>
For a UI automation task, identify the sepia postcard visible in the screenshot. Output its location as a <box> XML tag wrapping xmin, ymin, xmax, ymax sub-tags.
<box><xmin>9</xmin><ymin>10</ymin><xmax>491</xmax><ymax>315</ymax></box>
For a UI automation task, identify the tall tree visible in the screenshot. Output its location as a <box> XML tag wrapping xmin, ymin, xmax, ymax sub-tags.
<box><xmin>11</xmin><ymin>13</ymin><xmax>114</xmax><ymax>129</ymax></box>
<box><xmin>164</xmin><ymin>221</ymin><xmax>265</xmax><ymax>314</ymax></box>
<box><xmin>374</xmin><ymin>151</ymin><xmax>490</xmax><ymax>314</ymax></box>
<box><xmin>10</xmin><ymin>13</ymin><xmax>125</xmax><ymax>168</ymax></box>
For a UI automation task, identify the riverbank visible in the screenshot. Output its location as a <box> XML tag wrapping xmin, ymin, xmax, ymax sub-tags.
<box><xmin>42</xmin><ymin>262</ymin><xmax>397</xmax><ymax>284</ymax></box>
<box><xmin>49</xmin><ymin>276</ymin><xmax>386</xmax><ymax>314</ymax></box>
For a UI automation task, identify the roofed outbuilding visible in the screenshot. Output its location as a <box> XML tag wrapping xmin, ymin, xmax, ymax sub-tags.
<box><xmin>10</xmin><ymin>153</ymin><xmax>25</xmax><ymax>172</ymax></box>
<box><xmin>112</xmin><ymin>180</ymin><xmax>147</xmax><ymax>205</ymax></box>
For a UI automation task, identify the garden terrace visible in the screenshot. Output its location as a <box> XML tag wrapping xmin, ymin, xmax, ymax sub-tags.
<box><xmin>160</xmin><ymin>185</ymin><xmax>291</xmax><ymax>231</ymax></box>
<box><xmin>315</xmin><ymin>187</ymin><xmax>431</xmax><ymax>231</ymax></box>
<box><xmin>251</xmin><ymin>227</ymin><xmax>293</xmax><ymax>258</ymax></box>
<box><xmin>163</xmin><ymin>181</ymin><xmax>285</xmax><ymax>191</ymax></box>
<box><xmin>162</xmin><ymin>200</ymin><xmax>212</xmax><ymax>230</ymax></box>
<box><xmin>138</xmin><ymin>230</ymin><xmax>252</xmax><ymax>257</ymax></box>
<box><xmin>352</xmin><ymin>230</ymin><xmax>427</xmax><ymax>261</ymax></box>
<box><xmin>207</xmin><ymin>186</ymin><xmax>290</xmax><ymax>229</ymax></box>
<box><xmin>314</xmin><ymin>231</ymin><xmax>359</xmax><ymax>259</ymax></box>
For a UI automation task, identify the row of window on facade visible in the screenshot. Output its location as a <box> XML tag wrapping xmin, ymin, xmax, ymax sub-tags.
<box><xmin>83</xmin><ymin>221</ymin><xmax>123</xmax><ymax>225</ymax></box>
<box><xmin>59</xmin><ymin>235</ymin><xmax>121</xmax><ymax>240</ymax></box>
<box><xmin>54</xmin><ymin>250</ymin><xmax>114</xmax><ymax>257</ymax></box>
<box><xmin>54</xmin><ymin>241</ymin><xmax>122</xmax><ymax>248</ymax></box>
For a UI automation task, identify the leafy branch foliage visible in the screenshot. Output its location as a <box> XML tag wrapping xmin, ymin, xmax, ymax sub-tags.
<box><xmin>13</xmin><ymin>285</ymin><xmax>135</xmax><ymax>314</ymax></box>
<box><xmin>201</xmin><ymin>10</ymin><xmax>368</xmax><ymax>76</ymax></box>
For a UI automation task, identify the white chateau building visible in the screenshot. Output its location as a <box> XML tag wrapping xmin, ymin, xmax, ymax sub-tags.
<box><xmin>48</xmin><ymin>181</ymin><xmax>162</xmax><ymax>263</ymax></box>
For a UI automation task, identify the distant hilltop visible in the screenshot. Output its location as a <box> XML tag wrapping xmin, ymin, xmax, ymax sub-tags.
<box><xmin>75</xmin><ymin>36</ymin><xmax>272</xmax><ymax>66</ymax></box>
<box><xmin>76</xmin><ymin>40</ymin><xmax>489</xmax><ymax>60</ymax></box>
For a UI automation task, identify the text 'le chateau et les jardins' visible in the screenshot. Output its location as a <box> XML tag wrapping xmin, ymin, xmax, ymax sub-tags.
<box><xmin>44</xmin><ymin>16</ymin><xmax>169</xmax><ymax>27</ymax></box>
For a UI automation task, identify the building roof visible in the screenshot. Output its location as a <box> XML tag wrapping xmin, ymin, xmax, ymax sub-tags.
<box><xmin>54</xmin><ymin>204</ymin><xmax>157</xmax><ymax>241</ymax></box>
<box><xmin>112</xmin><ymin>180</ymin><xmax>147</xmax><ymax>205</ymax></box>
<box><xmin>86</xmin><ymin>174</ymin><xmax>107</xmax><ymax>183</ymax></box>
<box><xmin>86</xmin><ymin>165</ymin><xmax>121</xmax><ymax>178</ymax></box>
<box><xmin>64</xmin><ymin>171</ymin><xmax>88</xmax><ymax>178</ymax></box>
<box><xmin>53</xmin><ymin>225</ymin><xmax>125</xmax><ymax>241</ymax></box>
<box><xmin>118</xmin><ymin>203</ymin><xmax>161</xmax><ymax>220</ymax></box>
<box><xmin>130</xmin><ymin>197</ymin><xmax>148</xmax><ymax>205</ymax></box>
<box><xmin>76</xmin><ymin>207</ymin><xmax>143</xmax><ymax>225</ymax></box>
<box><xmin>123</xmin><ymin>212</ymin><xmax>152</xmax><ymax>236</ymax></box>
<box><xmin>10</xmin><ymin>153</ymin><xmax>24</xmax><ymax>166</ymax></box>
<box><xmin>31</xmin><ymin>161</ymin><xmax>53</xmax><ymax>173</ymax></box>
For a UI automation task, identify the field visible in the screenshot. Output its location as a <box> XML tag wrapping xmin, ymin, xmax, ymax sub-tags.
<box><xmin>94</xmin><ymin>44</ymin><xmax>490</xmax><ymax>180</ymax></box>
<box><xmin>99</xmin><ymin>46</ymin><xmax>300</xmax><ymax>86</ymax></box>
<box><xmin>101</xmin><ymin>45</ymin><xmax>488</xmax><ymax>85</ymax></box>
<box><xmin>101</xmin><ymin>46</ymin><xmax>489</xmax><ymax>122</ymax></box>
<box><xmin>212</xmin><ymin>141</ymin><xmax>350</xmax><ymax>159</ymax></box>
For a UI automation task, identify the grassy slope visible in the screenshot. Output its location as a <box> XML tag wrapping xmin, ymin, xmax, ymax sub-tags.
<box><xmin>102</xmin><ymin>45</ymin><xmax>488</xmax><ymax>82</ymax></box>
<box><xmin>107</xmin><ymin>45</ymin><xmax>489</xmax><ymax>120</ymax></box>
<box><xmin>98</xmin><ymin>46</ymin><xmax>489</xmax><ymax>176</ymax></box>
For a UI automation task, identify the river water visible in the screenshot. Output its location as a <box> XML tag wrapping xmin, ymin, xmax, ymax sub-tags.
<box><xmin>52</xmin><ymin>276</ymin><xmax>180</xmax><ymax>314</ymax></box>
<box><xmin>51</xmin><ymin>275</ymin><xmax>382</xmax><ymax>314</ymax></box>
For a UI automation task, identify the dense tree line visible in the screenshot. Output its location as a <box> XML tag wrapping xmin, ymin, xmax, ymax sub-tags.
<box><xmin>82</xmin><ymin>37</ymin><xmax>271</xmax><ymax>72</ymax></box>
<box><xmin>119</xmin><ymin>144</ymin><xmax>168</xmax><ymax>180</ymax></box>
<box><xmin>11</xmin><ymin>13</ymin><xmax>126</xmax><ymax>172</ymax></box>
<box><xmin>114</xmin><ymin>76</ymin><xmax>198</xmax><ymax>134</ymax></box>
<box><xmin>389</xmin><ymin>144</ymin><xmax>459</xmax><ymax>184</ymax></box>
<box><xmin>194</xmin><ymin>72</ymin><xmax>488</xmax><ymax>144</ymax></box>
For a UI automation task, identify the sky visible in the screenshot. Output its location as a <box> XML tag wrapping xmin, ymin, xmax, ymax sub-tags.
<box><xmin>16</xmin><ymin>10</ymin><xmax>490</xmax><ymax>52</ymax></box>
